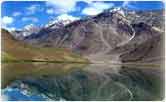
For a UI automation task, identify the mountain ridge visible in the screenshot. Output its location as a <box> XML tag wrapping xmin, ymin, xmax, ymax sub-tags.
<box><xmin>9</xmin><ymin>8</ymin><xmax>164</xmax><ymax>64</ymax></box>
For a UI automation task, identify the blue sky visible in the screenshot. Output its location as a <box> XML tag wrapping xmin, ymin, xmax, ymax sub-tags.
<box><xmin>1</xmin><ymin>0</ymin><xmax>164</xmax><ymax>30</ymax></box>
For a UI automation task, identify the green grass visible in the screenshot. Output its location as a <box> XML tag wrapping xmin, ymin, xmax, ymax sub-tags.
<box><xmin>2</xmin><ymin>52</ymin><xmax>16</xmax><ymax>61</ymax></box>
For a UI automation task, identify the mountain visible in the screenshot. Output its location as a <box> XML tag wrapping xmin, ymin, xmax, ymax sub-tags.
<box><xmin>22</xmin><ymin>8</ymin><xmax>164</xmax><ymax>63</ymax></box>
<box><xmin>45</xmin><ymin>19</ymin><xmax>78</xmax><ymax>29</ymax></box>
<box><xmin>122</xmin><ymin>8</ymin><xmax>164</xmax><ymax>30</ymax></box>
<box><xmin>1</xmin><ymin>29</ymin><xmax>88</xmax><ymax>63</ymax></box>
<box><xmin>10</xmin><ymin>24</ymin><xmax>40</xmax><ymax>40</ymax></box>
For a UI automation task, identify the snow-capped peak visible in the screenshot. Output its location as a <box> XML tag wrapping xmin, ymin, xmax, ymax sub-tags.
<box><xmin>22</xmin><ymin>24</ymin><xmax>40</xmax><ymax>36</ymax></box>
<box><xmin>45</xmin><ymin>14</ymin><xmax>80</xmax><ymax>29</ymax></box>
<box><xmin>109</xmin><ymin>7</ymin><xmax>125</xmax><ymax>17</ymax></box>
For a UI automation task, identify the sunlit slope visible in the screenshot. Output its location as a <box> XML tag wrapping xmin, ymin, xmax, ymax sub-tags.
<box><xmin>1</xmin><ymin>29</ymin><xmax>88</xmax><ymax>63</ymax></box>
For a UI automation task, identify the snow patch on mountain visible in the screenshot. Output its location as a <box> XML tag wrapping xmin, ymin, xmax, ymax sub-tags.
<box><xmin>22</xmin><ymin>24</ymin><xmax>40</xmax><ymax>36</ymax></box>
<box><xmin>45</xmin><ymin>14</ymin><xmax>80</xmax><ymax>29</ymax></box>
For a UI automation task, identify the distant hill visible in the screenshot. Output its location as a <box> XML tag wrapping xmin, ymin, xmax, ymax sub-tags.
<box><xmin>1</xmin><ymin>29</ymin><xmax>88</xmax><ymax>63</ymax></box>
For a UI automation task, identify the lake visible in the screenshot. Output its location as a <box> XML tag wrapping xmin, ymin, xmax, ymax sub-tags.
<box><xmin>1</xmin><ymin>62</ymin><xmax>164</xmax><ymax>101</ymax></box>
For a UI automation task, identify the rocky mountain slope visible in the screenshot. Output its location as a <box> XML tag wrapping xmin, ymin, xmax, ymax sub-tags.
<box><xmin>15</xmin><ymin>8</ymin><xmax>164</xmax><ymax>63</ymax></box>
<box><xmin>11</xmin><ymin>24</ymin><xmax>40</xmax><ymax>40</ymax></box>
<box><xmin>1</xmin><ymin>29</ymin><xmax>87</xmax><ymax>63</ymax></box>
<box><xmin>123</xmin><ymin>9</ymin><xmax>164</xmax><ymax>30</ymax></box>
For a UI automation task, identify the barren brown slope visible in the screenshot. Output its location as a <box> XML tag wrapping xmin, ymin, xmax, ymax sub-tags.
<box><xmin>1</xmin><ymin>29</ymin><xmax>88</xmax><ymax>63</ymax></box>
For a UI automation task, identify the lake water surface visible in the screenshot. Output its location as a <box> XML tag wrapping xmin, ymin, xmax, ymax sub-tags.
<box><xmin>1</xmin><ymin>62</ymin><xmax>164</xmax><ymax>101</ymax></box>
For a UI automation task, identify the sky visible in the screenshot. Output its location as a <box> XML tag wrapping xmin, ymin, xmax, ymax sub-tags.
<box><xmin>1</xmin><ymin>0</ymin><xmax>164</xmax><ymax>30</ymax></box>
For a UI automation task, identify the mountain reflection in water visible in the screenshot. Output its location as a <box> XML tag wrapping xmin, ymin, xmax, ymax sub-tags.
<box><xmin>2</xmin><ymin>63</ymin><xmax>164</xmax><ymax>101</ymax></box>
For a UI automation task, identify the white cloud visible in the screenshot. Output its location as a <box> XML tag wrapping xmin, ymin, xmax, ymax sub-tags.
<box><xmin>22</xmin><ymin>17</ymin><xmax>38</xmax><ymax>22</ymax></box>
<box><xmin>46</xmin><ymin>0</ymin><xmax>109</xmax><ymax>15</ymax></box>
<box><xmin>46</xmin><ymin>0</ymin><xmax>77</xmax><ymax>14</ymax></box>
<box><xmin>46</xmin><ymin>8</ymin><xmax>54</xmax><ymax>14</ymax></box>
<box><xmin>13</xmin><ymin>12</ymin><xmax>21</xmax><ymax>17</ymax></box>
<box><xmin>56</xmin><ymin>14</ymin><xmax>80</xmax><ymax>21</ymax></box>
<box><xmin>26</xmin><ymin>4</ymin><xmax>43</xmax><ymax>15</ymax></box>
<box><xmin>10</xmin><ymin>27</ymin><xmax>16</xmax><ymax>31</ymax></box>
<box><xmin>82</xmin><ymin>7</ymin><xmax>102</xmax><ymax>16</ymax></box>
<box><xmin>122</xmin><ymin>1</ymin><xmax>137</xmax><ymax>9</ymax></box>
<box><xmin>81</xmin><ymin>0</ymin><xmax>92</xmax><ymax>4</ymax></box>
<box><xmin>122</xmin><ymin>1</ymin><xmax>129</xmax><ymax>7</ymax></box>
<box><xmin>2</xmin><ymin>16</ymin><xmax>14</xmax><ymax>25</ymax></box>
<box><xmin>7</xmin><ymin>27</ymin><xmax>16</xmax><ymax>31</ymax></box>
<box><xmin>93</xmin><ymin>2</ymin><xmax>112</xmax><ymax>10</ymax></box>
<box><xmin>82</xmin><ymin>2</ymin><xmax>114</xmax><ymax>16</ymax></box>
<box><xmin>2</xmin><ymin>26</ymin><xmax>16</xmax><ymax>32</ymax></box>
